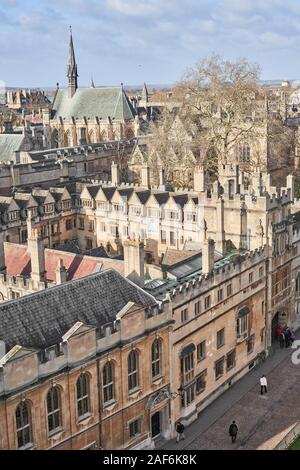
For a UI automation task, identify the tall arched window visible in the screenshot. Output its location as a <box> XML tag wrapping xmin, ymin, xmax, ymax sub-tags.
<box><xmin>128</xmin><ymin>350</ymin><xmax>139</xmax><ymax>392</ymax></box>
<box><xmin>103</xmin><ymin>362</ymin><xmax>115</xmax><ymax>403</ymax></box>
<box><xmin>16</xmin><ymin>401</ymin><xmax>32</xmax><ymax>448</ymax></box>
<box><xmin>76</xmin><ymin>374</ymin><xmax>90</xmax><ymax>418</ymax></box>
<box><xmin>47</xmin><ymin>386</ymin><xmax>62</xmax><ymax>433</ymax></box>
<box><xmin>151</xmin><ymin>339</ymin><xmax>162</xmax><ymax>380</ymax></box>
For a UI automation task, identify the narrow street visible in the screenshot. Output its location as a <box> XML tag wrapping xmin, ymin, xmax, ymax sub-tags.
<box><xmin>160</xmin><ymin>333</ymin><xmax>300</xmax><ymax>450</ymax></box>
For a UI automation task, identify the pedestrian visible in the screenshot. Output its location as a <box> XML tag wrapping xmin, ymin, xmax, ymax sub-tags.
<box><xmin>284</xmin><ymin>327</ymin><xmax>291</xmax><ymax>348</ymax></box>
<box><xmin>260</xmin><ymin>375</ymin><xmax>267</xmax><ymax>395</ymax></box>
<box><xmin>176</xmin><ymin>420</ymin><xmax>185</xmax><ymax>443</ymax></box>
<box><xmin>290</xmin><ymin>327</ymin><xmax>296</xmax><ymax>344</ymax></box>
<box><xmin>229</xmin><ymin>421</ymin><xmax>238</xmax><ymax>443</ymax></box>
<box><xmin>279</xmin><ymin>331</ymin><xmax>285</xmax><ymax>348</ymax></box>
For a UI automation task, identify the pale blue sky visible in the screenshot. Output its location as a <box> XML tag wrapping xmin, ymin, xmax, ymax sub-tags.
<box><xmin>1</xmin><ymin>0</ymin><xmax>300</xmax><ymax>87</ymax></box>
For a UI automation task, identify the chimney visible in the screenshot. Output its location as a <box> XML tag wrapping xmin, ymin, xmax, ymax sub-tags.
<box><xmin>141</xmin><ymin>163</ymin><xmax>151</xmax><ymax>188</ymax></box>
<box><xmin>27</xmin><ymin>220</ymin><xmax>46</xmax><ymax>283</ymax></box>
<box><xmin>55</xmin><ymin>258</ymin><xmax>67</xmax><ymax>284</ymax></box>
<box><xmin>0</xmin><ymin>230</ymin><xmax>6</xmax><ymax>272</ymax></box>
<box><xmin>215</xmin><ymin>199</ymin><xmax>226</xmax><ymax>255</ymax></box>
<box><xmin>111</xmin><ymin>161</ymin><xmax>120</xmax><ymax>186</ymax></box>
<box><xmin>123</xmin><ymin>239</ymin><xmax>145</xmax><ymax>287</ymax></box>
<box><xmin>202</xmin><ymin>239</ymin><xmax>215</xmax><ymax>275</ymax></box>
<box><xmin>287</xmin><ymin>174</ymin><xmax>295</xmax><ymax>199</ymax></box>
<box><xmin>193</xmin><ymin>165</ymin><xmax>205</xmax><ymax>192</ymax></box>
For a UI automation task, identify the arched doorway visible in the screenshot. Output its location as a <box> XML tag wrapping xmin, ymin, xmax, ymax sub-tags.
<box><xmin>271</xmin><ymin>312</ymin><xmax>279</xmax><ymax>342</ymax></box>
<box><xmin>151</xmin><ymin>411</ymin><xmax>161</xmax><ymax>438</ymax></box>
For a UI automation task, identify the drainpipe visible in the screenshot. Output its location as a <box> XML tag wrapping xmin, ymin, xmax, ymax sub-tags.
<box><xmin>96</xmin><ymin>357</ymin><xmax>103</xmax><ymax>449</ymax></box>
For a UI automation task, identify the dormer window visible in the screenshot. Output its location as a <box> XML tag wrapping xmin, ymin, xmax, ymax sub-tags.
<box><xmin>8</xmin><ymin>210</ymin><xmax>19</xmax><ymax>221</ymax></box>
<box><xmin>44</xmin><ymin>204</ymin><xmax>54</xmax><ymax>213</ymax></box>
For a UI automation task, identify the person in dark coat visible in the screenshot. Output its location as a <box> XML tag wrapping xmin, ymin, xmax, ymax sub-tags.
<box><xmin>176</xmin><ymin>421</ymin><xmax>185</xmax><ymax>443</ymax></box>
<box><xmin>284</xmin><ymin>327</ymin><xmax>291</xmax><ymax>348</ymax></box>
<box><xmin>229</xmin><ymin>421</ymin><xmax>238</xmax><ymax>443</ymax></box>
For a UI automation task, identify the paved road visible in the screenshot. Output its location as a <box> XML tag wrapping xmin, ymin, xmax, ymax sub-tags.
<box><xmin>160</xmin><ymin>334</ymin><xmax>300</xmax><ymax>450</ymax></box>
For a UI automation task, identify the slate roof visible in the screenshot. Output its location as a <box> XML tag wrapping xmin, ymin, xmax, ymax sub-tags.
<box><xmin>0</xmin><ymin>134</ymin><xmax>24</xmax><ymax>162</ymax></box>
<box><xmin>135</xmin><ymin>190</ymin><xmax>151</xmax><ymax>205</ymax></box>
<box><xmin>0</xmin><ymin>269</ymin><xmax>156</xmax><ymax>350</ymax></box>
<box><xmin>52</xmin><ymin>87</ymin><xmax>136</xmax><ymax>121</ymax></box>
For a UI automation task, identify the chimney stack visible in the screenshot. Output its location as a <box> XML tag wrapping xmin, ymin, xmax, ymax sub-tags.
<box><xmin>111</xmin><ymin>161</ymin><xmax>120</xmax><ymax>186</ymax></box>
<box><xmin>27</xmin><ymin>219</ymin><xmax>46</xmax><ymax>284</ymax></box>
<box><xmin>202</xmin><ymin>239</ymin><xmax>215</xmax><ymax>275</ymax></box>
<box><xmin>55</xmin><ymin>259</ymin><xmax>67</xmax><ymax>285</ymax></box>
<box><xmin>193</xmin><ymin>165</ymin><xmax>205</xmax><ymax>192</ymax></box>
<box><xmin>141</xmin><ymin>163</ymin><xmax>151</xmax><ymax>188</ymax></box>
<box><xmin>0</xmin><ymin>230</ymin><xmax>6</xmax><ymax>272</ymax></box>
<box><xmin>215</xmin><ymin>199</ymin><xmax>226</xmax><ymax>255</ymax></box>
<box><xmin>123</xmin><ymin>239</ymin><xmax>145</xmax><ymax>287</ymax></box>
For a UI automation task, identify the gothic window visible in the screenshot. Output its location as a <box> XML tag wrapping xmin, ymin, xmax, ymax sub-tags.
<box><xmin>51</xmin><ymin>129</ymin><xmax>59</xmax><ymax>148</ymax></box>
<box><xmin>88</xmin><ymin>130</ymin><xmax>95</xmax><ymax>144</ymax></box>
<box><xmin>76</xmin><ymin>374</ymin><xmax>91</xmax><ymax>418</ymax></box>
<box><xmin>101</xmin><ymin>130</ymin><xmax>107</xmax><ymax>141</ymax></box>
<box><xmin>237</xmin><ymin>144</ymin><xmax>250</xmax><ymax>162</ymax></box>
<box><xmin>151</xmin><ymin>339</ymin><xmax>162</xmax><ymax>380</ymax></box>
<box><xmin>47</xmin><ymin>387</ymin><xmax>62</xmax><ymax>434</ymax></box>
<box><xmin>15</xmin><ymin>402</ymin><xmax>32</xmax><ymax>449</ymax></box>
<box><xmin>128</xmin><ymin>350</ymin><xmax>139</xmax><ymax>392</ymax></box>
<box><xmin>103</xmin><ymin>362</ymin><xmax>115</xmax><ymax>403</ymax></box>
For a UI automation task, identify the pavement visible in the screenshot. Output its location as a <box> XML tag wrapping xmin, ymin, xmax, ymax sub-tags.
<box><xmin>159</xmin><ymin>332</ymin><xmax>300</xmax><ymax>450</ymax></box>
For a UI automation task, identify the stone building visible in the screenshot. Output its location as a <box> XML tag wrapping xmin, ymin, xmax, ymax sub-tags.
<box><xmin>6</xmin><ymin>89</ymin><xmax>50</xmax><ymax>112</ymax></box>
<box><xmin>43</xmin><ymin>29</ymin><xmax>137</xmax><ymax>149</ymax></box>
<box><xmin>0</xmin><ymin>139</ymin><xmax>135</xmax><ymax>194</ymax></box>
<box><xmin>0</xmin><ymin>269</ymin><xmax>173</xmax><ymax>450</ymax></box>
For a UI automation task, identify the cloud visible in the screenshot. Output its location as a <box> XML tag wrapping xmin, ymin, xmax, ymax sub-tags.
<box><xmin>2</xmin><ymin>0</ymin><xmax>300</xmax><ymax>86</ymax></box>
<box><xmin>107</xmin><ymin>0</ymin><xmax>162</xmax><ymax>17</ymax></box>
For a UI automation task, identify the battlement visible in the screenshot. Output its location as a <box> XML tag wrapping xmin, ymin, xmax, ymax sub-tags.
<box><xmin>160</xmin><ymin>245</ymin><xmax>266</xmax><ymax>305</ymax></box>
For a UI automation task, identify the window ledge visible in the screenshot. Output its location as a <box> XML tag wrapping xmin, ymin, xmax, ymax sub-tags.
<box><xmin>103</xmin><ymin>399</ymin><xmax>118</xmax><ymax>411</ymax></box>
<box><xmin>48</xmin><ymin>428</ymin><xmax>64</xmax><ymax>441</ymax></box>
<box><xmin>18</xmin><ymin>442</ymin><xmax>34</xmax><ymax>451</ymax></box>
<box><xmin>128</xmin><ymin>387</ymin><xmax>142</xmax><ymax>399</ymax></box>
<box><xmin>77</xmin><ymin>413</ymin><xmax>93</xmax><ymax>425</ymax></box>
<box><xmin>152</xmin><ymin>375</ymin><xmax>164</xmax><ymax>386</ymax></box>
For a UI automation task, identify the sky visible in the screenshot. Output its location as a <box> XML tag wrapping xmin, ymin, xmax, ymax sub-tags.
<box><xmin>1</xmin><ymin>0</ymin><xmax>300</xmax><ymax>87</ymax></box>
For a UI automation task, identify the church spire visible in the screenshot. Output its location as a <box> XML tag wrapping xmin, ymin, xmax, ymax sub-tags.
<box><xmin>67</xmin><ymin>26</ymin><xmax>78</xmax><ymax>98</ymax></box>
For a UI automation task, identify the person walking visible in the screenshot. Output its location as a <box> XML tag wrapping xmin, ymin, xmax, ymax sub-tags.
<box><xmin>279</xmin><ymin>330</ymin><xmax>285</xmax><ymax>348</ymax></box>
<box><xmin>229</xmin><ymin>421</ymin><xmax>238</xmax><ymax>443</ymax></box>
<box><xmin>284</xmin><ymin>327</ymin><xmax>291</xmax><ymax>348</ymax></box>
<box><xmin>260</xmin><ymin>375</ymin><xmax>268</xmax><ymax>395</ymax></box>
<box><xmin>176</xmin><ymin>420</ymin><xmax>185</xmax><ymax>443</ymax></box>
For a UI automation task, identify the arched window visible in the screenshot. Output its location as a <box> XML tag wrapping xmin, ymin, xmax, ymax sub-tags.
<box><xmin>103</xmin><ymin>362</ymin><xmax>115</xmax><ymax>403</ymax></box>
<box><xmin>47</xmin><ymin>386</ymin><xmax>62</xmax><ymax>433</ymax></box>
<box><xmin>151</xmin><ymin>339</ymin><xmax>162</xmax><ymax>379</ymax></box>
<box><xmin>15</xmin><ymin>401</ymin><xmax>32</xmax><ymax>448</ymax></box>
<box><xmin>76</xmin><ymin>374</ymin><xmax>90</xmax><ymax>418</ymax></box>
<box><xmin>128</xmin><ymin>350</ymin><xmax>139</xmax><ymax>391</ymax></box>
<box><xmin>51</xmin><ymin>129</ymin><xmax>59</xmax><ymax>148</ymax></box>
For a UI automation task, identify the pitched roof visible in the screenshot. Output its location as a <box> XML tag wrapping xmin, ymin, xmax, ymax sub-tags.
<box><xmin>0</xmin><ymin>269</ymin><xmax>156</xmax><ymax>350</ymax></box>
<box><xmin>52</xmin><ymin>87</ymin><xmax>136</xmax><ymax>121</ymax></box>
<box><xmin>4</xmin><ymin>243</ymin><xmax>124</xmax><ymax>281</ymax></box>
<box><xmin>0</xmin><ymin>134</ymin><xmax>24</xmax><ymax>162</ymax></box>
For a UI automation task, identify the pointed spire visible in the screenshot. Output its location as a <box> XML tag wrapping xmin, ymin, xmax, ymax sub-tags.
<box><xmin>67</xmin><ymin>25</ymin><xmax>78</xmax><ymax>98</ymax></box>
<box><xmin>142</xmin><ymin>82</ymin><xmax>148</xmax><ymax>102</ymax></box>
